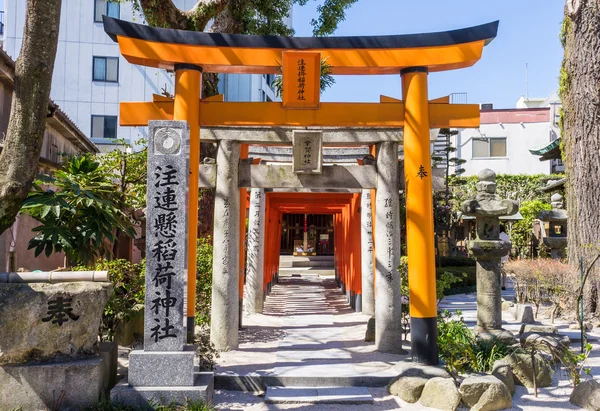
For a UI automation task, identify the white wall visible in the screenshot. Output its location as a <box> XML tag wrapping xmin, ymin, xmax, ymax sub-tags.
<box><xmin>3</xmin><ymin>0</ymin><xmax>279</xmax><ymax>147</ymax></box>
<box><xmin>455</xmin><ymin>122</ymin><xmax>553</xmax><ymax>176</ymax></box>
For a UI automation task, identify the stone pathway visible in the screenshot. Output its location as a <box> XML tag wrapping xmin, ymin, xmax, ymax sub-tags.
<box><xmin>216</xmin><ymin>274</ymin><xmax>407</xmax><ymax>393</ymax></box>
<box><xmin>212</xmin><ymin>273</ymin><xmax>600</xmax><ymax>410</ymax></box>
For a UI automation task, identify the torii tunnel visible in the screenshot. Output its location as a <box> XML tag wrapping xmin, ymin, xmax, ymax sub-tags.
<box><xmin>104</xmin><ymin>16</ymin><xmax>498</xmax><ymax>365</ymax></box>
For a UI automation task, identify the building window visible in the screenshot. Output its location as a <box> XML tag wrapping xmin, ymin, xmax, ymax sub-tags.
<box><xmin>93</xmin><ymin>57</ymin><xmax>119</xmax><ymax>82</ymax></box>
<box><xmin>91</xmin><ymin>115</ymin><xmax>118</xmax><ymax>139</ymax></box>
<box><xmin>472</xmin><ymin>137</ymin><xmax>506</xmax><ymax>158</ymax></box>
<box><xmin>95</xmin><ymin>0</ymin><xmax>120</xmax><ymax>22</ymax></box>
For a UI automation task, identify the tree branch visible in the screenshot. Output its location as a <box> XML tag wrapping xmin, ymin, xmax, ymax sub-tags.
<box><xmin>138</xmin><ymin>0</ymin><xmax>229</xmax><ymax>31</ymax></box>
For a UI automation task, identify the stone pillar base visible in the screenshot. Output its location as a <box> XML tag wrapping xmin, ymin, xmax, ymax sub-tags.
<box><xmin>474</xmin><ymin>326</ymin><xmax>516</xmax><ymax>345</ymax></box>
<box><xmin>111</xmin><ymin>372</ymin><xmax>214</xmax><ymax>407</ymax></box>
<box><xmin>0</xmin><ymin>356</ymin><xmax>107</xmax><ymax>410</ymax></box>
<box><xmin>128</xmin><ymin>348</ymin><xmax>195</xmax><ymax>386</ymax></box>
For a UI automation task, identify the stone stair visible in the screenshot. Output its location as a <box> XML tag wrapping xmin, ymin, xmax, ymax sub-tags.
<box><xmin>265</xmin><ymin>386</ymin><xmax>374</xmax><ymax>404</ymax></box>
<box><xmin>278</xmin><ymin>255</ymin><xmax>335</xmax><ymax>277</ymax></box>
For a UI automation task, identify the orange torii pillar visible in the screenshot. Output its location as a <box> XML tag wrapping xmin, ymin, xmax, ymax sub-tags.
<box><xmin>172</xmin><ymin>64</ymin><xmax>202</xmax><ymax>341</ymax></box>
<box><xmin>210</xmin><ymin>140</ymin><xmax>241</xmax><ymax>350</ymax></box>
<box><xmin>402</xmin><ymin>67</ymin><xmax>438</xmax><ymax>365</ymax></box>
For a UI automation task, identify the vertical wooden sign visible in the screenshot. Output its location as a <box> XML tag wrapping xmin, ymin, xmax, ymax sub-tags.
<box><xmin>282</xmin><ymin>51</ymin><xmax>321</xmax><ymax>109</ymax></box>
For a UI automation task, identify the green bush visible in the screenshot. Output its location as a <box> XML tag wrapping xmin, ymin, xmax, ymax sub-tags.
<box><xmin>437</xmin><ymin>310</ymin><xmax>512</xmax><ymax>377</ymax></box>
<box><xmin>75</xmin><ymin>259</ymin><xmax>145</xmax><ymax>341</ymax></box>
<box><xmin>437</xmin><ymin>266</ymin><xmax>476</xmax><ymax>287</ymax></box>
<box><xmin>195</xmin><ymin>237</ymin><xmax>213</xmax><ymax>328</ymax></box>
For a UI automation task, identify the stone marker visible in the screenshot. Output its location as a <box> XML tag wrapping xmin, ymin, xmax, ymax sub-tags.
<box><xmin>364</xmin><ymin>316</ymin><xmax>375</xmax><ymax>342</ymax></box>
<box><xmin>211</xmin><ymin>140</ymin><xmax>241</xmax><ymax>350</ymax></box>
<box><xmin>461</xmin><ymin>169</ymin><xmax>518</xmax><ymax>343</ymax></box>
<box><xmin>0</xmin><ymin>281</ymin><xmax>111</xmax><ymax>409</ymax></box>
<box><xmin>112</xmin><ymin>121</ymin><xmax>213</xmax><ymax>406</ymax></box>
<box><xmin>374</xmin><ymin>141</ymin><xmax>403</xmax><ymax>353</ymax></box>
<box><xmin>245</xmin><ymin>188</ymin><xmax>266</xmax><ymax>315</ymax></box>
<box><xmin>360</xmin><ymin>188</ymin><xmax>375</xmax><ymax>316</ymax></box>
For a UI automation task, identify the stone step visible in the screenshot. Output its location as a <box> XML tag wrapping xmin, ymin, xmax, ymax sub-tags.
<box><xmin>280</xmin><ymin>260</ymin><xmax>335</xmax><ymax>268</ymax></box>
<box><xmin>265</xmin><ymin>386</ymin><xmax>373</xmax><ymax>404</ymax></box>
<box><xmin>278</xmin><ymin>268</ymin><xmax>335</xmax><ymax>277</ymax></box>
<box><xmin>214</xmin><ymin>372</ymin><xmax>394</xmax><ymax>391</ymax></box>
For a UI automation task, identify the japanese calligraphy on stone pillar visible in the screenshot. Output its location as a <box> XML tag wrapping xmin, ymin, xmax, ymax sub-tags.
<box><xmin>145</xmin><ymin>121</ymin><xmax>189</xmax><ymax>351</ymax></box>
<box><xmin>292</xmin><ymin>130</ymin><xmax>322</xmax><ymax>174</ymax></box>
<box><xmin>383</xmin><ymin>196</ymin><xmax>395</xmax><ymax>282</ymax></box>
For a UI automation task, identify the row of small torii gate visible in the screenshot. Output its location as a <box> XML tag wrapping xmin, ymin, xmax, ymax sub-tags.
<box><xmin>104</xmin><ymin>17</ymin><xmax>499</xmax><ymax>365</ymax></box>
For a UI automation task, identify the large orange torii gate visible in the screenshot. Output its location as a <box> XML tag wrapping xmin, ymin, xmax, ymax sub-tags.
<box><xmin>104</xmin><ymin>16</ymin><xmax>498</xmax><ymax>364</ymax></box>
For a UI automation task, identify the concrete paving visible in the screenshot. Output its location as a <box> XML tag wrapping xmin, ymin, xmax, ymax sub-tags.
<box><xmin>213</xmin><ymin>270</ymin><xmax>600</xmax><ymax>410</ymax></box>
<box><xmin>215</xmin><ymin>274</ymin><xmax>408</xmax><ymax>392</ymax></box>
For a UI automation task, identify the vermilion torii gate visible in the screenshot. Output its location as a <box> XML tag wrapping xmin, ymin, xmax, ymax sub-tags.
<box><xmin>104</xmin><ymin>17</ymin><xmax>498</xmax><ymax>365</ymax></box>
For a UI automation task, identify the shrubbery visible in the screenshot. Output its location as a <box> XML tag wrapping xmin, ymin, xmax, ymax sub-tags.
<box><xmin>505</xmin><ymin>259</ymin><xmax>577</xmax><ymax>321</ymax></box>
<box><xmin>437</xmin><ymin>310</ymin><xmax>511</xmax><ymax>378</ymax></box>
<box><xmin>75</xmin><ymin>259</ymin><xmax>145</xmax><ymax>341</ymax></box>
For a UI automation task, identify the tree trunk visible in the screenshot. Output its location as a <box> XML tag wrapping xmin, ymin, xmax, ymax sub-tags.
<box><xmin>0</xmin><ymin>0</ymin><xmax>63</xmax><ymax>235</ymax></box>
<box><xmin>562</xmin><ymin>0</ymin><xmax>600</xmax><ymax>314</ymax></box>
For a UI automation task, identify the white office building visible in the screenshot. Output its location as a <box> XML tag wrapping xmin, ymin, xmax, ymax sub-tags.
<box><xmin>2</xmin><ymin>0</ymin><xmax>282</xmax><ymax>148</ymax></box>
<box><xmin>453</xmin><ymin>92</ymin><xmax>563</xmax><ymax>176</ymax></box>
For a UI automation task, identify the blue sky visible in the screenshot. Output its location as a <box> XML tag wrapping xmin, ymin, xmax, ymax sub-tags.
<box><xmin>292</xmin><ymin>0</ymin><xmax>565</xmax><ymax>108</ymax></box>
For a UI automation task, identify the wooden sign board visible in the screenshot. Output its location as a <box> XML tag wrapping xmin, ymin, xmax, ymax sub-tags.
<box><xmin>282</xmin><ymin>51</ymin><xmax>320</xmax><ymax>109</ymax></box>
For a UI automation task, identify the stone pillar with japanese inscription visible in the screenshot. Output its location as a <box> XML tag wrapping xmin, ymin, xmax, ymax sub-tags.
<box><xmin>361</xmin><ymin>188</ymin><xmax>375</xmax><ymax>316</ymax></box>
<box><xmin>115</xmin><ymin>121</ymin><xmax>213</xmax><ymax>406</ymax></box>
<box><xmin>211</xmin><ymin>140</ymin><xmax>241</xmax><ymax>351</ymax></box>
<box><xmin>374</xmin><ymin>142</ymin><xmax>404</xmax><ymax>353</ymax></box>
<box><xmin>245</xmin><ymin>188</ymin><xmax>266</xmax><ymax>314</ymax></box>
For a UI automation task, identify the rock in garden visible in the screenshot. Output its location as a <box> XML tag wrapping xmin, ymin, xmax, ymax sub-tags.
<box><xmin>388</xmin><ymin>363</ymin><xmax>450</xmax><ymax>403</ymax></box>
<box><xmin>459</xmin><ymin>375</ymin><xmax>512</xmax><ymax>411</ymax></box>
<box><xmin>419</xmin><ymin>377</ymin><xmax>461</xmax><ymax>411</ymax></box>
<box><xmin>515</xmin><ymin>305</ymin><xmax>535</xmax><ymax>324</ymax></box>
<box><xmin>570</xmin><ymin>379</ymin><xmax>600</xmax><ymax>411</ymax></box>
<box><xmin>519</xmin><ymin>324</ymin><xmax>558</xmax><ymax>335</ymax></box>
<box><xmin>0</xmin><ymin>282</ymin><xmax>111</xmax><ymax>365</ymax></box>
<box><xmin>491</xmin><ymin>360</ymin><xmax>515</xmax><ymax>395</ymax></box>
<box><xmin>503</xmin><ymin>352</ymin><xmax>552</xmax><ymax>388</ymax></box>
<box><xmin>365</xmin><ymin>316</ymin><xmax>375</xmax><ymax>342</ymax></box>
<box><xmin>569</xmin><ymin>322</ymin><xmax>593</xmax><ymax>331</ymax></box>
<box><xmin>519</xmin><ymin>332</ymin><xmax>570</xmax><ymax>354</ymax></box>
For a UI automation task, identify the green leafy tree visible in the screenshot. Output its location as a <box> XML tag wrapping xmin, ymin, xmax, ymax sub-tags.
<box><xmin>511</xmin><ymin>200</ymin><xmax>552</xmax><ymax>257</ymax></box>
<box><xmin>21</xmin><ymin>156</ymin><xmax>136</xmax><ymax>266</ymax></box>
<box><xmin>92</xmin><ymin>139</ymin><xmax>148</xmax><ymax>256</ymax></box>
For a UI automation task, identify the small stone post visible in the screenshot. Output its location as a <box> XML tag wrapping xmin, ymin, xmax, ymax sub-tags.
<box><xmin>361</xmin><ymin>188</ymin><xmax>375</xmax><ymax>316</ymax></box>
<box><xmin>113</xmin><ymin>121</ymin><xmax>212</xmax><ymax>406</ymax></box>
<box><xmin>245</xmin><ymin>188</ymin><xmax>266</xmax><ymax>314</ymax></box>
<box><xmin>374</xmin><ymin>142</ymin><xmax>404</xmax><ymax>353</ymax></box>
<box><xmin>211</xmin><ymin>140</ymin><xmax>241</xmax><ymax>351</ymax></box>
<box><xmin>461</xmin><ymin>169</ymin><xmax>518</xmax><ymax>342</ymax></box>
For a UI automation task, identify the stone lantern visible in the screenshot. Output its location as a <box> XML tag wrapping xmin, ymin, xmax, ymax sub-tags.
<box><xmin>461</xmin><ymin>169</ymin><xmax>518</xmax><ymax>342</ymax></box>
<box><xmin>537</xmin><ymin>193</ymin><xmax>568</xmax><ymax>259</ymax></box>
